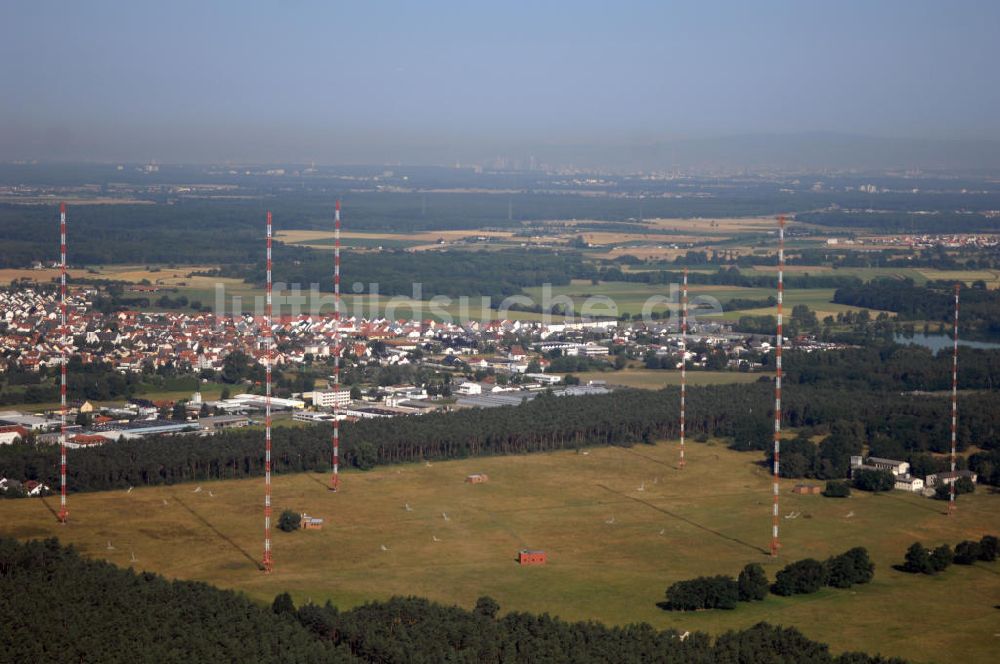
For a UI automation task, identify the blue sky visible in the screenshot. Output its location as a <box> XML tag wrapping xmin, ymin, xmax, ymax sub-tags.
<box><xmin>2</xmin><ymin>1</ymin><xmax>998</xmax><ymax>162</ymax></box>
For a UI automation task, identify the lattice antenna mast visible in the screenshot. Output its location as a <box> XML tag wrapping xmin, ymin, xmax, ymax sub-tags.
<box><xmin>679</xmin><ymin>267</ymin><xmax>688</xmax><ymax>469</ymax></box>
<box><xmin>59</xmin><ymin>202</ymin><xmax>69</xmax><ymax>523</ymax></box>
<box><xmin>262</xmin><ymin>211</ymin><xmax>274</xmax><ymax>573</ymax></box>
<box><xmin>949</xmin><ymin>284</ymin><xmax>959</xmax><ymax>514</ymax></box>
<box><xmin>771</xmin><ymin>215</ymin><xmax>785</xmax><ymax>557</ymax></box>
<box><xmin>330</xmin><ymin>200</ymin><xmax>342</xmax><ymax>491</ymax></box>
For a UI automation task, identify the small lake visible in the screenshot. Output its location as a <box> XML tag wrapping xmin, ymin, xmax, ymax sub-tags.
<box><xmin>894</xmin><ymin>333</ymin><xmax>1000</xmax><ymax>352</ymax></box>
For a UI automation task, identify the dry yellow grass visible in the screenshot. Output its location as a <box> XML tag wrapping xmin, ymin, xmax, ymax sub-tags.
<box><xmin>95</xmin><ymin>266</ymin><xmax>221</xmax><ymax>284</ymax></box>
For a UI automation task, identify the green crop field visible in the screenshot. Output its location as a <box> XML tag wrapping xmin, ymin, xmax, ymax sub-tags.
<box><xmin>2</xmin><ymin>442</ymin><xmax>997</xmax><ymax>663</ymax></box>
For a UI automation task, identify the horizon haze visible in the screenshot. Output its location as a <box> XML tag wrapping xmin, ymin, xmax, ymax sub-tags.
<box><xmin>3</xmin><ymin>1</ymin><xmax>999</xmax><ymax>170</ymax></box>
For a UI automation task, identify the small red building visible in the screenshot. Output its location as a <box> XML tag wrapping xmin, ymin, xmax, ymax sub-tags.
<box><xmin>517</xmin><ymin>549</ymin><xmax>547</xmax><ymax>566</ymax></box>
<box><xmin>71</xmin><ymin>434</ymin><xmax>108</xmax><ymax>447</ymax></box>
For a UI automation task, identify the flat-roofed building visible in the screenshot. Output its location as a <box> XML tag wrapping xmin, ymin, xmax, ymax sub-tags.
<box><xmin>517</xmin><ymin>549</ymin><xmax>547</xmax><ymax>565</ymax></box>
<box><xmin>311</xmin><ymin>389</ymin><xmax>351</xmax><ymax>409</ymax></box>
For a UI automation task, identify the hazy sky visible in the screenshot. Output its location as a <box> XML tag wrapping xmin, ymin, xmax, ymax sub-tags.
<box><xmin>2</xmin><ymin>0</ymin><xmax>999</xmax><ymax>163</ymax></box>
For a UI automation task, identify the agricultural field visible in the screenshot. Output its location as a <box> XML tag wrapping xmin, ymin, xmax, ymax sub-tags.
<box><xmin>645</xmin><ymin>216</ymin><xmax>777</xmax><ymax>234</ymax></box>
<box><xmin>272</xmin><ymin>217</ymin><xmax>792</xmax><ymax>260</ymax></box>
<box><xmin>522</xmin><ymin>280</ymin><xmax>880</xmax><ymax>320</ymax></box>
<box><xmin>276</xmin><ymin>229</ymin><xmax>523</xmax><ymax>252</ymax></box>
<box><xmin>0</xmin><ymin>267</ymin><xmax>94</xmax><ymax>283</ymax></box>
<box><xmin>915</xmin><ymin>268</ymin><xmax>1000</xmax><ymax>287</ymax></box>
<box><xmin>2</xmin><ymin>442</ymin><xmax>997</xmax><ymax>663</ymax></box>
<box><xmin>742</xmin><ymin>266</ymin><xmax>927</xmax><ymax>283</ymax></box>
<box><xmin>711</xmin><ymin>289</ymin><xmax>894</xmax><ymax>321</ymax></box>
<box><xmin>578</xmin><ymin>216</ymin><xmax>790</xmax><ymax>261</ymax></box>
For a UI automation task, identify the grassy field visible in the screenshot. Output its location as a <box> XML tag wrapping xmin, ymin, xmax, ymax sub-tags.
<box><xmin>569</xmin><ymin>369</ymin><xmax>771</xmax><ymax>389</ymax></box>
<box><xmin>2</xmin><ymin>442</ymin><xmax>997</xmax><ymax>663</ymax></box>
<box><xmin>916</xmin><ymin>268</ymin><xmax>1000</xmax><ymax>287</ymax></box>
<box><xmin>522</xmin><ymin>281</ymin><xmax>879</xmax><ymax>319</ymax></box>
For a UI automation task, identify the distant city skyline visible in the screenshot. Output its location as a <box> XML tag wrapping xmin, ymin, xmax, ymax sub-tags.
<box><xmin>3</xmin><ymin>1</ymin><xmax>999</xmax><ymax>168</ymax></box>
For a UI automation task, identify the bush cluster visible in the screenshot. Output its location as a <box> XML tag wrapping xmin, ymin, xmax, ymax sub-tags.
<box><xmin>852</xmin><ymin>469</ymin><xmax>895</xmax><ymax>493</ymax></box>
<box><xmin>664</xmin><ymin>549</ymin><xmax>874</xmax><ymax>609</ymax></box>
<box><xmin>822</xmin><ymin>480</ymin><xmax>851</xmax><ymax>498</ymax></box>
<box><xmin>932</xmin><ymin>476</ymin><xmax>976</xmax><ymax>501</ymax></box>
<box><xmin>664</xmin><ymin>575</ymin><xmax>740</xmax><ymax>611</ymax></box>
<box><xmin>903</xmin><ymin>535</ymin><xmax>997</xmax><ymax>573</ymax></box>
<box><xmin>664</xmin><ymin>564</ymin><xmax>770</xmax><ymax>611</ymax></box>
<box><xmin>773</xmin><ymin>547</ymin><xmax>875</xmax><ymax>596</ymax></box>
<box><xmin>278</xmin><ymin>510</ymin><xmax>301</xmax><ymax>532</ymax></box>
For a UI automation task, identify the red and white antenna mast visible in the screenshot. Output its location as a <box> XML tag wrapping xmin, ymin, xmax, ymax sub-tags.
<box><xmin>58</xmin><ymin>202</ymin><xmax>69</xmax><ymax>524</ymax></box>
<box><xmin>679</xmin><ymin>267</ymin><xmax>688</xmax><ymax>469</ymax></box>
<box><xmin>949</xmin><ymin>284</ymin><xmax>959</xmax><ymax>515</ymax></box>
<box><xmin>771</xmin><ymin>215</ymin><xmax>785</xmax><ymax>557</ymax></box>
<box><xmin>262</xmin><ymin>211</ymin><xmax>274</xmax><ymax>573</ymax></box>
<box><xmin>330</xmin><ymin>200</ymin><xmax>342</xmax><ymax>492</ymax></box>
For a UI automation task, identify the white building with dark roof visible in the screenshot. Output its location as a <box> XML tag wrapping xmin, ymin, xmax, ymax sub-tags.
<box><xmin>925</xmin><ymin>470</ymin><xmax>977</xmax><ymax>488</ymax></box>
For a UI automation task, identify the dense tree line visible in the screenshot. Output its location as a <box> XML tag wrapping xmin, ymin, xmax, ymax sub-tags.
<box><xmin>0</xmin><ymin>537</ymin><xmax>907</xmax><ymax>663</ymax></box>
<box><xmin>0</xmin><ymin>537</ymin><xmax>352</xmax><ymax>662</ymax></box>
<box><xmin>4</xmin><ymin>338</ymin><xmax>1000</xmax><ymax>491</ymax></box>
<box><xmin>823</xmin><ymin>481</ymin><xmax>852</xmax><ymax>497</ymax></box>
<box><xmin>721</xmin><ymin>296</ymin><xmax>777</xmax><ymax>311</ymax></box>
<box><xmin>784</xmin><ymin>343</ymin><xmax>1000</xmax><ymax>393</ymax></box>
<box><xmin>772</xmin><ymin>548</ymin><xmax>874</xmax><ymax>596</ymax></box>
<box><xmin>852</xmin><ymin>469</ymin><xmax>896</xmax><ymax>493</ymax></box>
<box><xmin>0</xmin><ymin>358</ymin><xmax>235</xmax><ymax>405</ymax></box>
<box><xmin>782</xmin><ymin>246</ymin><xmax>998</xmax><ymax>271</ymax></box>
<box><xmin>955</xmin><ymin>536</ymin><xmax>999</xmax><ymax>564</ymax></box>
<box><xmin>968</xmin><ymin>449</ymin><xmax>1000</xmax><ymax>486</ymax></box>
<box><xmin>4</xmin><ymin>368</ymin><xmax>1000</xmax><ymax>493</ymax></box>
<box><xmin>664</xmin><ymin>575</ymin><xmax>740</xmax><ymax>610</ymax></box>
<box><xmin>796</xmin><ymin>210</ymin><xmax>1000</xmax><ymax>233</ymax></box>
<box><xmin>237</xmin><ymin>246</ymin><xmax>594</xmax><ymax>301</ymax></box>
<box><xmin>0</xmin><ymin>189</ymin><xmax>833</xmax><ymax>271</ymax></box>
<box><xmin>834</xmin><ymin>280</ymin><xmax>1000</xmax><ymax>340</ymax></box>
